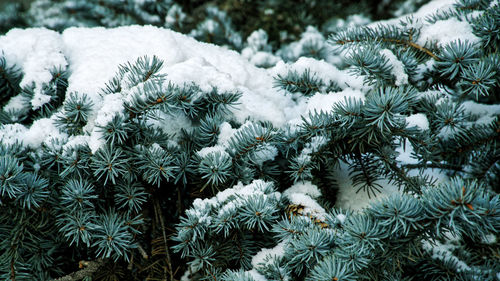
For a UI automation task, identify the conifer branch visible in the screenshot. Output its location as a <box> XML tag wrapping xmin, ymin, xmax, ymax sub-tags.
<box><xmin>51</xmin><ymin>259</ymin><xmax>104</xmax><ymax>281</ymax></box>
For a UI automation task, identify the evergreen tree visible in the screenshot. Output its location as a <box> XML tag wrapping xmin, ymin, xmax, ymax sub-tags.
<box><xmin>0</xmin><ymin>0</ymin><xmax>498</xmax><ymax>280</ymax></box>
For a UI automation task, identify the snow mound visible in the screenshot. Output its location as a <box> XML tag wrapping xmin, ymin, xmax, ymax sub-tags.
<box><xmin>1</xmin><ymin>25</ymin><xmax>364</xmax><ymax>153</ymax></box>
<box><xmin>0</xmin><ymin>26</ymin><xmax>299</xmax><ymax>150</ymax></box>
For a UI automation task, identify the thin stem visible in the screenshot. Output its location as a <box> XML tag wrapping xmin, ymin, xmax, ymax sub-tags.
<box><xmin>154</xmin><ymin>198</ymin><xmax>174</xmax><ymax>281</ymax></box>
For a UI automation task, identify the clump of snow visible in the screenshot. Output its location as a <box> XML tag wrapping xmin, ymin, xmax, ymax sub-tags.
<box><xmin>165</xmin><ymin>4</ymin><xmax>186</xmax><ymax>29</ymax></box>
<box><xmin>286</xmin><ymin>193</ymin><xmax>326</xmax><ymax>220</ymax></box>
<box><xmin>417</xmin><ymin>18</ymin><xmax>480</xmax><ymax>47</ymax></box>
<box><xmin>283</xmin><ymin>181</ymin><xmax>321</xmax><ymax>199</ymax></box>
<box><xmin>3</xmin><ymin>95</ymin><xmax>30</xmax><ymax>120</ymax></box>
<box><xmin>462</xmin><ymin>101</ymin><xmax>500</xmax><ymax>124</ymax></box>
<box><xmin>31</xmin><ymin>92</ymin><xmax>53</xmax><ymax>110</ymax></box>
<box><xmin>396</xmin><ymin>139</ymin><xmax>418</xmax><ymax>164</ymax></box>
<box><xmin>0</xmin><ymin>28</ymin><xmax>67</xmax><ymax>89</ymax></box>
<box><xmin>481</xmin><ymin>234</ymin><xmax>497</xmax><ymax>245</ymax></box>
<box><xmin>380</xmin><ymin>49</ymin><xmax>408</xmax><ymax>86</ymax></box>
<box><xmin>248</xmin><ymin>269</ymin><xmax>267</xmax><ymax>281</ymax></box>
<box><xmin>244</xmin><ymin>29</ymin><xmax>272</xmax><ymax>53</ymax></box>
<box><xmin>188</xmin><ymin>180</ymin><xmax>278</xmax><ymax>218</ymax></box>
<box><xmin>196</xmin><ymin>145</ymin><xmax>228</xmax><ymax>158</ymax></box>
<box><xmin>24</xmin><ymin>118</ymin><xmax>68</xmax><ymax>149</ymax></box>
<box><xmin>271</xmin><ymin>57</ymin><xmax>365</xmax><ymax>92</ymax></box>
<box><xmin>422</xmin><ymin>232</ymin><xmax>471</xmax><ymax>272</ymax></box>
<box><xmin>305</xmin><ymin>88</ymin><xmax>365</xmax><ymax>114</ymax></box>
<box><xmin>251</xmin><ymin>241</ymin><xmax>286</xmax><ymax>268</ymax></box>
<box><xmin>406</xmin><ymin>113</ymin><xmax>429</xmax><ymax>130</ymax></box>
<box><xmin>336</xmin><ymin>213</ymin><xmax>347</xmax><ymax>224</ymax></box>
<box><xmin>252</xmin><ymin>143</ymin><xmax>278</xmax><ymax>166</ymax></box>
<box><xmin>217</xmin><ymin>122</ymin><xmax>236</xmax><ymax>146</ymax></box>
<box><xmin>334</xmin><ymin>161</ymin><xmax>401</xmax><ymax>210</ymax></box>
<box><xmin>62</xmin><ymin>135</ymin><xmax>90</xmax><ymax>152</ymax></box>
<box><xmin>414</xmin><ymin>0</ymin><xmax>457</xmax><ymax>17</ymax></box>
<box><xmin>0</xmin><ymin>124</ymin><xmax>28</xmax><ymax>146</ymax></box>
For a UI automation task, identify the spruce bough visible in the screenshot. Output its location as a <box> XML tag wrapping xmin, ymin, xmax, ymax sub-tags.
<box><xmin>0</xmin><ymin>0</ymin><xmax>499</xmax><ymax>280</ymax></box>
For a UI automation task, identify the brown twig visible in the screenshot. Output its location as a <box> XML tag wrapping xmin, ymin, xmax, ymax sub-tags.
<box><xmin>382</xmin><ymin>38</ymin><xmax>439</xmax><ymax>60</ymax></box>
<box><xmin>154</xmin><ymin>198</ymin><xmax>174</xmax><ymax>281</ymax></box>
<box><xmin>51</xmin><ymin>259</ymin><xmax>104</xmax><ymax>281</ymax></box>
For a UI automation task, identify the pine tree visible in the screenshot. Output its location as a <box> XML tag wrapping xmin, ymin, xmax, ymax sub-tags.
<box><xmin>0</xmin><ymin>0</ymin><xmax>498</xmax><ymax>280</ymax></box>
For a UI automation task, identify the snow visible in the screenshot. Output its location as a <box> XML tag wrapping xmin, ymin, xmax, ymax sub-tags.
<box><xmin>165</xmin><ymin>4</ymin><xmax>186</xmax><ymax>29</ymax></box>
<box><xmin>245</xmin><ymin>29</ymin><xmax>271</xmax><ymax>52</ymax></box>
<box><xmin>251</xmin><ymin>241</ymin><xmax>286</xmax><ymax>268</ymax></box>
<box><xmin>252</xmin><ymin>144</ymin><xmax>278</xmax><ymax>166</ymax></box>
<box><xmin>196</xmin><ymin>145</ymin><xmax>228</xmax><ymax>158</ymax></box>
<box><xmin>396</xmin><ymin>140</ymin><xmax>418</xmax><ymax>164</ymax></box>
<box><xmin>406</xmin><ymin>113</ymin><xmax>429</xmax><ymax>130</ymax></box>
<box><xmin>186</xmin><ymin>179</ymin><xmax>280</xmax><ymax>226</ymax></box>
<box><xmin>283</xmin><ymin>181</ymin><xmax>321</xmax><ymax>199</ymax></box>
<box><xmin>23</xmin><ymin>118</ymin><xmax>68</xmax><ymax>149</ymax></box>
<box><xmin>217</xmin><ymin>122</ymin><xmax>236</xmax><ymax>146</ymax></box>
<box><xmin>0</xmin><ymin>28</ymin><xmax>67</xmax><ymax>89</ymax></box>
<box><xmin>31</xmin><ymin>92</ymin><xmax>52</xmax><ymax>110</ymax></box>
<box><xmin>3</xmin><ymin>95</ymin><xmax>30</xmax><ymax>119</ymax></box>
<box><xmin>336</xmin><ymin>213</ymin><xmax>346</xmax><ymax>224</ymax></box>
<box><xmin>286</xmin><ymin>193</ymin><xmax>326</xmax><ymax>220</ymax></box>
<box><xmin>462</xmin><ymin>101</ymin><xmax>500</xmax><ymax>124</ymax></box>
<box><xmin>0</xmin><ymin>124</ymin><xmax>28</xmax><ymax>146</ymax></box>
<box><xmin>305</xmin><ymin>88</ymin><xmax>365</xmax><ymax>114</ymax></box>
<box><xmin>0</xmin><ymin>26</ymin><xmax>305</xmax><ymax>151</ymax></box>
<box><xmin>334</xmin><ymin>161</ymin><xmax>401</xmax><ymax>210</ymax></box>
<box><xmin>271</xmin><ymin>57</ymin><xmax>365</xmax><ymax>91</ymax></box>
<box><xmin>422</xmin><ymin>233</ymin><xmax>471</xmax><ymax>272</ymax></box>
<box><xmin>417</xmin><ymin>18</ymin><xmax>480</xmax><ymax>47</ymax></box>
<box><xmin>62</xmin><ymin>135</ymin><xmax>89</xmax><ymax>152</ymax></box>
<box><xmin>481</xmin><ymin>234</ymin><xmax>497</xmax><ymax>244</ymax></box>
<box><xmin>413</xmin><ymin>0</ymin><xmax>456</xmax><ymax>17</ymax></box>
<box><xmin>87</xmin><ymin>93</ymin><xmax>124</xmax><ymax>152</ymax></box>
<box><xmin>248</xmin><ymin>269</ymin><xmax>267</xmax><ymax>281</ymax></box>
<box><xmin>380</xmin><ymin>49</ymin><xmax>408</xmax><ymax>86</ymax></box>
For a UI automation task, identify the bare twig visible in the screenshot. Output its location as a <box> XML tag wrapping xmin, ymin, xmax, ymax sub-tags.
<box><xmin>154</xmin><ymin>198</ymin><xmax>174</xmax><ymax>281</ymax></box>
<box><xmin>51</xmin><ymin>259</ymin><xmax>104</xmax><ymax>281</ymax></box>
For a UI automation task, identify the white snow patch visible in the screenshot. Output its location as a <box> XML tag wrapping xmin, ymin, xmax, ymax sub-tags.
<box><xmin>414</xmin><ymin>0</ymin><xmax>457</xmax><ymax>18</ymax></box>
<box><xmin>422</xmin><ymin>232</ymin><xmax>471</xmax><ymax>272</ymax></box>
<box><xmin>252</xmin><ymin>144</ymin><xmax>278</xmax><ymax>166</ymax></box>
<box><xmin>248</xmin><ymin>269</ymin><xmax>268</xmax><ymax>281</ymax></box>
<box><xmin>286</xmin><ymin>193</ymin><xmax>326</xmax><ymax>220</ymax></box>
<box><xmin>336</xmin><ymin>214</ymin><xmax>347</xmax><ymax>224</ymax></box>
<box><xmin>197</xmin><ymin>145</ymin><xmax>228</xmax><ymax>158</ymax></box>
<box><xmin>251</xmin><ymin>241</ymin><xmax>286</xmax><ymax>268</ymax></box>
<box><xmin>283</xmin><ymin>181</ymin><xmax>321</xmax><ymax>199</ymax></box>
<box><xmin>31</xmin><ymin>92</ymin><xmax>53</xmax><ymax>110</ymax></box>
<box><xmin>334</xmin><ymin>161</ymin><xmax>401</xmax><ymax>210</ymax></box>
<box><xmin>24</xmin><ymin>118</ymin><xmax>68</xmax><ymax>149</ymax></box>
<box><xmin>417</xmin><ymin>18</ymin><xmax>480</xmax><ymax>47</ymax></box>
<box><xmin>3</xmin><ymin>95</ymin><xmax>27</xmax><ymax>112</ymax></box>
<box><xmin>0</xmin><ymin>124</ymin><xmax>28</xmax><ymax>146</ymax></box>
<box><xmin>0</xmin><ymin>28</ymin><xmax>67</xmax><ymax>89</ymax></box>
<box><xmin>406</xmin><ymin>113</ymin><xmax>429</xmax><ymax>130</ymax></box>
<box><xmin>62</xmin><ymin>135</ymin><xmax>90</xmax><ymax>152</ymax></box>
<box><xmin>306</xmin><ymin>88</ymin><xmax>365</xmax><ymax>113</ymax></box>
<box><xmin>380</xmin><ymin>49</ymin><xmax>408</xmax><ymax>86</ymax></box>
<box><xmin>271</xmin><ymin>57</ymin><xmax>365</xmax><ymax>91</ymax></box>
<box><xmin>481</xmin><ymin>234</ymin><xmax>497</xmax><ymax>245</ymax></box>
<box><xmin>217</xmin><ymin>122</ymin><xmax>236</xmax><ymax>146</ymax></box>
<box><xmin>396</xmin><ymin>139</ymin><xmax>419</xmax><ymax>164</ymax></box>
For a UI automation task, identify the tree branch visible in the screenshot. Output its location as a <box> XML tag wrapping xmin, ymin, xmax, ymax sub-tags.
<box><xmin>51</xmin><ymin>259</ymin><xmax>104</xmax><ymax>281</ymax></box>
